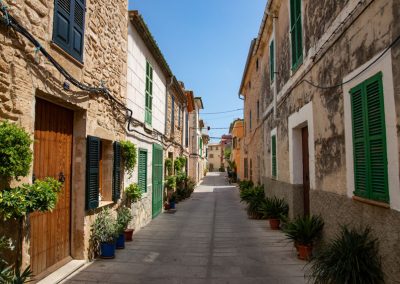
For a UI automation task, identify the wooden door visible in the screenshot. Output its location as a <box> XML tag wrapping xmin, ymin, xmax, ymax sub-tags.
<box><xmin>152</xmin><ymin>144</ymin><xmax>163</xmax><ymax>218</ymax></box>
<box><xmin>31</xmin><ymin>98</ymin><xmax>73</xmax><ymax>276</ymax></box>
<box><xmin>302</xmin><ymin>127</ymin><xmax>310</xmax><ymax>216</ymax></box>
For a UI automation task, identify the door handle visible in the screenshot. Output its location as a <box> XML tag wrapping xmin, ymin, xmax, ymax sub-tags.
<box><xmin>58</xmin><ymin>172</ymin><xmax>66</xmax><ymax>183</ymax></box>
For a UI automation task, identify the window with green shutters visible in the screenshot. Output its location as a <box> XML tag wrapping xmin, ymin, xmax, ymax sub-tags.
<box><xmin>290</xmin><ymin>0</ymin><xmax>303</xmax><ymax>70</ymax></box>
<box><xmin>86</xmin><ymin>136</ymin><xmax>100</xmax><ymax>210</ymax></box>
<box><xmin>271</xmin><ymin>135</ymin><xmax>277</xmax><ymax>178</ymax></box>
<box><xmin>112</xmin><ymin>142</ymin><xmax>121</xmax><ymax>201</ymax></box>
<box><xmin>350</xmin><ymin>72</ymin><xmax>388</xmax><ymax>203</ymax></box>
<box><xmin>138</xmin><ymin>149</ymin><xmax>148</xmax><ymax>193</ymax></box>
<box><xmin>53</xmin><ymin>0</ymin><xmax>86</xmax><ymax>62</ymax></box>
<box><xmin>145</xmin><ymin>61</ymin><xmax>153</xmax><ymax>126</ymax></box>
<box><xmin>270</xmin><ymin>40</ymin><xmax>275</xmax><ymax>81</ymax></box>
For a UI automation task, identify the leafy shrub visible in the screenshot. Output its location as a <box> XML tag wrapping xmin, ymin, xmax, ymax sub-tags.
<box><xmin>125</xmin><ymin>183</ymin><xmax>142</xmax><ymax>202</ymax></box>
<box><xmin>259</xmin><ymin>196</ymin><xmax>289</xmax><ymax>220</ymax></box>
<box><xmin>91</xmin><ymin>208</ymin><xmax>118</xmax><ymax>243</ymax></box>
<box><xmin>240</xmin><ymin>186</ymin><xmax>266</xmax><ymax>219</ymax></box>
<box><xmin>238</xmin><ymin>180</ymin><xmax>254</xmax><ymax>191</ymax></box>
<box><xmin>309</xmin><ymin>226</ymin><xmax>383</xmax><ymax>284</ymax></box>
<box><xmin>0</xmin><ymin>178</ymin><xmax>62</xmax><ymax>220</ymax></box>
<box><xmin>165</xmin><ymin>176</ymin><xmax>176</xmax><ymax>190</ymax></box>
<box><xmin>120</xmin><ymin>140</ymin><xmax>137</xmax><ymax>178</ymax></box>
<box><xmin>283</xmin><ymin>215</ymin><xmax>324</xmax><ymax>246</ymax></box>
<box><xmin>0</xmin><ymin>121</ymin><xmax>32</xmax><ymax>180</ymax></box>
<box><xmin>116</xmin><ymin>206</ymin><xmax>133</xmax><ymax>233</ymax></box>
<box><xmin>165</xmin><ymin>159</ymin><xmax>173</xmax><ymax>176</ymax></box>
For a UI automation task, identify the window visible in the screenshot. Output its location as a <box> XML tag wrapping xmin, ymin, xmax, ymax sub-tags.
<box><xmin>86</xmin><ymin>136</ymin><xmax>121</xmax><ymax>210</ymax></box>
<box><xmin>53</xmin><ymin>0</ymin><xmax>86</xmax><ymax>62</ymax></box>
<box><xmin>244</xmin><ymin>158</ymin><xmax>248</xmax><ymax>179</ymax></box>
<box><xmin>178</xmin><ymin>105</ymin><xmax>181</xmax><ymax>128</ymax></box>
<box><xmin>248</xmin><ymin>81</ymin><xmax>251</xmax><ymax>89</ymax></box>
<box><xmin>249</xmin><ymin>111</ymin><xmax>252</xmax><ymax>131</ymax></box>
<box><xmin>351</xmin><ymin>72</ymin><xmax>388</xmax><ymax>202</ymax></box>
<box><xmin>270</xmin><ymin>40</ymin><xmax>275</xmax><ymax>81</ymax></box>
<box><xmin>171</xmin><ymin>95</ymin><xmax>175</xmax><ymax>132</ymax></box>
<box><xmin>250</xmin><ymin>159</ymin><xmax>253</xmax><ymax>181</ymax></box>
<box><xmin>271</xmin><ymin>135</ymin><xmax>277</xmax><ymax>178</ymax></box>
<box><xmin>256</xmin><ymin>58</ymin><xmax>259</xmax><ymax>71</ymax></box>
<box><xmin>290</xmin><ymin>0</ymin><xmax>303</xmax><ymax>70</ymax></box>
<box><xmin>257</xmin><ymin>101</ymin><xmax>260</xmax><ymax>121</ymax></box>
<box><xmin>145</xmin><ymin>61</ymin><xmax>153</xmax><ymax>125</ymax></box>
<box><xmin>209</xmin><ymin>154</ymin><xmax>214</xmax><ymax>158</ymax></box>
<box><xmin>138</xmin><ymin>149</ymin><xmax>148</xmax><ymax>193</ymax></box>
<box><xmin>185</xmin><ymin>112</ymin><xmax>189</xmax><ymax>147</ymax></box>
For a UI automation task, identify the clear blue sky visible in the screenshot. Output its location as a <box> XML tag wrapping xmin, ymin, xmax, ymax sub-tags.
<box><xmin>128</xmin><ymin>0</ymin><xmax>267</xmax><ymax>141</ymax></box>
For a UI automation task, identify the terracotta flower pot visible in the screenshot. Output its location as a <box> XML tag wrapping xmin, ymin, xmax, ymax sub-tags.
<box><xmin>297</xmin><ymin>244</ymin><xmax>312</xmax><ymax>260</ymax></box>
<box><xmin>124</xmin><ymin>229</ymin><xmax>134</xmax><ymax>242</ymax></box>
<box><xmin>269</xmin><ymin>218</ymin><xmax>281</xmax><ymax>230</ymax></box>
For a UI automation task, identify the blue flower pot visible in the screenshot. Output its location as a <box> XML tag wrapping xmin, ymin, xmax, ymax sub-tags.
<box><xmin>116</xmin><ymin>233</ymin><xmax>125</xmax><ymax>249</ymax></box>
<box><xmin>100</xmin><ymin>242</ymin><xmax>116</xmax><ymax>259</ymax></box>
<box><xmin>170</xmin><ymin>201</ymin><xmax>176</xmax><ymax>209</ymax></box>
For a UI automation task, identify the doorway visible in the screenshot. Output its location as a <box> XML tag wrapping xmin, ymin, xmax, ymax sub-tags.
<box><xmin>30</xmin><ymin>98</ymin><xmax>73</xmax><ymax>276</ymax></box>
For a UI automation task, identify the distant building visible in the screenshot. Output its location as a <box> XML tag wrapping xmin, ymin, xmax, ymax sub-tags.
<box><xmin>230</xmin><ymin>119</ymin><xmax>244</xmax><ymax>180</ymax></box>
<box><xmin>208</xmin><ymin>143</ymin><xmax>223</xmax><ymax>171</ymax></box>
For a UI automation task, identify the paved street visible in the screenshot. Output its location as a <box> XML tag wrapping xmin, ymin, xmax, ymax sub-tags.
<box><xmin>65</xmin><ymin>172</ymin><xmax>306</xmax><ymax>284</ymax></box>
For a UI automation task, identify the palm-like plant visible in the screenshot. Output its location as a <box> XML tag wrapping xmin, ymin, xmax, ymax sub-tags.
<box><xmin>284</xmin><ymin>215</ymin><xmax>324</xmax><ymax>245</ymax></box>
<box><xmin>259</xmin><ymin>197</ymin><xmax>289</xmax><ymax>220</ymax></box>
<box><xmin>309</xmin><ymin>226</ymin><xmax>384</xmax><ymax>284</ymax></box>
<box><xmin>240</xmin><ymin>186</ymin><xmax>265</xmax><ymax>219</ymax></box>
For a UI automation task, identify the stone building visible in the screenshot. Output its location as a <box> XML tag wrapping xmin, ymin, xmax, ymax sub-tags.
<box><xmin>164</xmin><ymin>79</ymin><xmax>188</xmax><ymax>173</ymax></box>
<box><xmin>188</xmin><ymin>97</ymin><xmax>204</xmax><ymax>183</ymax></box>
<box><xmin>220</xmin><ymin>134</ymin><xmax>233</xmax><ymax>170</ymax></box>
<box><xmin>208</xmin><ymin>143</ymin><xmax>223</xmax><ymax>172</ymax></box>
<box><xmin>230</xmin><ymin>119</ymin><xmax>244</xmax><ymax>180</ymax></box>
<box><xmin>240</xmin><ymin>0</ymin><xmax>400</xmax><ymax>281</ymax></box>
<box><xmin>0</xmin><ymin>0</ymin><xmax>128</xmax><ymax>279</ymax></box>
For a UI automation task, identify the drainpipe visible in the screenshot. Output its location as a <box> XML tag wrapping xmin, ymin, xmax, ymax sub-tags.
<box><xmin>272</xmin><ymin>15</ymin><xmax>278</xmax><ymax>120</ymax></box>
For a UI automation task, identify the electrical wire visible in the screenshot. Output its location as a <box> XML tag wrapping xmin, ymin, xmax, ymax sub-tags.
<box><xmin>200</xmin><ymin>108</ymin><xmax>243</xmax><ymax>115</ymax></box>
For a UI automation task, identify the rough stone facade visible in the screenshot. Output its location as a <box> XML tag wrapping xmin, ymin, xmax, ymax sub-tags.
<box><xmin>0</xmin><ymin>0</ymin><xmax>128</xmax><ymax>277</ymax></box>
<box><xmin>241</xmin><ymin>0</ymin><xmax>400</xmax><ymax>281</ymax></box>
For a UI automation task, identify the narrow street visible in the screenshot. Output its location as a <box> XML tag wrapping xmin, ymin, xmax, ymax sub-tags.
<box><xmin>65</xmin><ymin>172</ymin><xmax>306</xmax><ymax>284</ymax></box>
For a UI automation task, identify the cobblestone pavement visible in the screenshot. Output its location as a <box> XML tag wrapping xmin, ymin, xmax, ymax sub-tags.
<box><xmin>65</xmin><ymin>172</ymin><xmax>307</xmax><ymax>284</ymax></box>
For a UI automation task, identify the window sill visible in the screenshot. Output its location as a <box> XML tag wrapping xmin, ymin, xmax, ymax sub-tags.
<box><xmin>98</xmin><ymin>201</ymin><xmax>114</xmax><ymax>208</ymax></box>
<box><xmin>50</xmin><ymin>41</ymin><xmax>84</xmax><ymax>68</ymax></box>
<box><xmin>352</xmin><ymin>196</ymin><xmax>389</xmax><ymax>209</ymax></box>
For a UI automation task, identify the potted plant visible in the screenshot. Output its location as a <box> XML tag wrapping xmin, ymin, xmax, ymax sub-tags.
<box><xmin>309</xmin><ymin>226</ymin><xmax>383</xmax><ymax>283</ymax></box>
<box><xmin>91</xmin><ymin>208</ymin><xmax>118</xmax><ymax>258</ymax></box>
<box><xmin>259</xmin><ymin>196</ymin><xmax>289</xmax><ymax>229</ymax></box>
<box><xmin>116</xmin><ymin>206</ymin><xmax>133</xmax><ymax>247</ymax></box>
<box><xmin>284</xmin><ymin>215</ymin><xmax>324</xmax><ymax>260</ymax></box>
<box><xmin>239</xmin><ymin>186</ymin><xmax>266</xmax><ymax>219</ymax></box>
<box><xmin>169</xmin><ymin>192</ymin><xmax>177</xmax><ymax>209</ymax></box>
<box><xmin>125</xmin><ymin>183</ymin><xmax>142</xmax><ymax>203</ymax></box>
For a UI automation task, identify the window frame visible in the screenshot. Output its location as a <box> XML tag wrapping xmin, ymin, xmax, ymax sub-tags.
<box><xmin>289</xmin><ymin>0</ymin><xmax>303</xmax><ymax>71</ymax></box>
<box><xmin>145</xmin><ymin>61</ymin><xmax>153</xmax><ymax>126</ymax></box>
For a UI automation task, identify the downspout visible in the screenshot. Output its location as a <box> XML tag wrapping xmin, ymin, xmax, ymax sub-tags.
<box><xmin>272</xmin><ymin>15</ymin><xmax>278</xmax><ymax>120</ymax></box>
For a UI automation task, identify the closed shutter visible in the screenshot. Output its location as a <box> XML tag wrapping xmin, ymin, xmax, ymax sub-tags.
<box><xmin>86</xmin><ymin>136</ymin><xmax>100</xmax><ymax>210</ymax></box>
<box><xmin>138</xmin><ymin>149</ymin><xmax>147</xmax><ymax>192</ymax></box>
<box><xmin>290</xmin><ymin>0</ymin><xmax>302</xmax><ymax>69</ymax></box>
<box><xmin>171</xmin><ymin>96</ymin><xmax>175</xmax><ymax>131</ymax></box>
<box><xmin>244</xmin><ymin>158</ymin><xmax>248</xmax><ymax>179</ymax></box>
<box><xmin>112</xmin><ymin>141</ymin><xmax>122</xmax><ymax>202</ymax></box>
<box><xmin>53</xmin><ymin>0</ymin><xmax>85</xmax><ymax>62</ymax></box>
<box><xmin>145</xmin><ymin>62</ymin><xmax>153</xmax><ymax>125</ymax></box>
<box><xmin>272</xmin><ymin>135</ymin><xmax>277</xmax><ymax>178</ymax></box>
<box><xmin>351</xmin><ymin>72</ymin><xmax>388</xmax><ymax>202</ymax></box>
<box><xmin>270</xmin><ymin>40</ymin><xmax>274</xmax><ymax>81</ymax></box>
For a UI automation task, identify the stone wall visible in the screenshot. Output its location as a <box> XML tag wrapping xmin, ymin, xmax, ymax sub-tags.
<box><xmin>0</xmin><ymin>0</ymin><xmax>128</xmax><ymax>271</ymax></box>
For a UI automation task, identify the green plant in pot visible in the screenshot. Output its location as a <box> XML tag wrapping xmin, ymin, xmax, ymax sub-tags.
<box><xmin>116</xmin><ymin>206</ymin><xmax>133</xmax><ymax>247</ymax></box>
<box><xmin>91</xmin><ymin>208</ymin><xmax>118</xmax><ymax>259</ymax></box>
<box><xmin>169</xmin><ymin>192</ymin><xmax>177</xmax><ymax>209</ymax></box>
<box><xmin>240</xmin><ymin>186</ymin><xmax>265</xmax><ymax>219</ymax></box>
<box><xmin>259</xmin><ymin>196</ymin><xmax>289</xmax><ymax>229</ymax></box>
<box><xmin>309</xmin><ymin>226</ymin><xmax>383</xmax><ymax>283</ymax></box>
<box><xmin>165</xmin><ymin>175</ymin><xmax>176</xmax><ymax>191</ymax></box>
<box><xmin>125</xmin><ymin>183</ymin><xmax>142</xmax><ymax>203</ymax></box>
<box><xmin>284</xmin><ymin>214</ymin><xmax>324</xmax><ymax>260</ymax></box>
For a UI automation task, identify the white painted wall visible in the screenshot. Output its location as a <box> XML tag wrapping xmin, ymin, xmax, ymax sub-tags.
<box><xmin>343</xmin><ymin>49</ymin><xmax>400</xmax><ymax>211</ymax></box>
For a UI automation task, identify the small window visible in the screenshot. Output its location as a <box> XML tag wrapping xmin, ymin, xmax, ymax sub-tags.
<box><xmin>53</xmin><ymin>0</ymin><xmax>86</xmax><ymax>62</ymax></box>
<box><xmin>249</xmin><ymin>111</ymin><xmax>252</xmax><ymax>131</ymax></box>
<box><xmin>138</xmin><ymin>148</ymin><xmax>148</xmax><ymax>193</ymax></box>
<box><xmin>171</xmin><ymin>96</ymin><xmax>175</xmax><ymax>132</ymax></box>
<box><xmin>256</xmin><ymin>58</ymin><xmax>259</xmax><ymax>71</ymax></box>
<box><xmin>257</xmin><ymin>101</ymin><xmax>260</xmax><ymax>121</ymax></box>
<box><xmin>145</xmin><ymin>61</ymin><xmax>153</xmax><ymax>125</ymax></box>
<box><xmin>290</xmin><ymin>0</ymin><xmax>303</xmax><ymax>70</ymax></box>
<box><xmin>248</xmin><ymin>81</ymin><xmax>251</xmax><ymax>89</ymax></box>
<box><xmin>209</xmin><ymin>154</ymin><xmax>214</xmax><ymax>158</ymax></box>
<box><xmin>271</xmin><ymin>135</ymin><xmax>277</xmax><ymax>178</ymax></box>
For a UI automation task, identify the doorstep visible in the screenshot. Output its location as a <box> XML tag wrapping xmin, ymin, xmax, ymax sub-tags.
<box><xmin>37</xmin><ymin>260</ymin><xmax>86</xmax><ymax>284</ymax></box>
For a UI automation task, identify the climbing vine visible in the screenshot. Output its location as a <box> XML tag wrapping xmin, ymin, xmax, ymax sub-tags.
<box><xmin>120</xmin><ymin>140</ymin><xmax>137</xmax><ymax>178</ymax></box>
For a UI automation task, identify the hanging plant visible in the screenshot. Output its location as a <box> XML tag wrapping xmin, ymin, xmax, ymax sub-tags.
<box><xmin>165</xmin><ymin>159</ymin><xmax>173</xmax><ymax>176</ymax></box>
<box><xmin>120</xmin><ymin>140</ymin><xmax>137</xmax><ymax>178</ymax></box>
<box><xmin>0</xmin><ymin>121</ymin><xmax>32</xmax><ymax>181</ymax></box>
<box><xmin>125</xmin><ymin>183</ymin><xmax>142</xmax><ymax>202</ymax></box>
<box><xmin>173</xmin><ymin>159</ymin><xmax>182</xmax><ymax>173</ymax></box>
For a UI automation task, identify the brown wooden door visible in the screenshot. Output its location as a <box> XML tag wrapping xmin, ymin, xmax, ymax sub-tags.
<box><xmin>302</xmin><ymin>127</ymin><xmax>310</xmax><ymax>216</ymax></box>
<box><xmin>30</xmin><ymin>98</ymin><xmax>73</xmax><ymax>276</ymax></box>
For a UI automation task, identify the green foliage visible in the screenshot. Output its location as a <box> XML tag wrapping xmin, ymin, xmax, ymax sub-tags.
<box><xmin>120</xmin><ymin>140</ymin><xmax>137</xmax><ymax>178</ymax></box>
<box><xmin>224</xmin><ymin>148</ymin><xmax>232</xmax><ymax>160</ymax></box>
<box><xmin>283</xmin><ymin>215</ymin><xmax>324</xmax><ymax>246</ymax></box>
<box><xmin>240</xmin><ymin>186</ymin><xmax>266</xmax><ymax>219</ymax></box>
<box><xmin>165</xmin><ymin>175</ymin><xmax>176</xmax><ymax>190</ymax></box>
<box><xmin>259</xmin><ymin>196</ymin><xmax>289</xmax><ymax>220</ymax></box>
<box><xmin>238</xmin><ymin>180</ymin><xmax>253</xmax><ymax>191</ymax></box>
<box><xmin>125</xmin><ymin>183</ymin><xmax>142</xmax><ymax>202</ymax></box>
<box><xmin>0</xmin><ymin>178</ymin><xmax>62</xmax><ymax>220</ymax></box>
<box><xmin>165</xmin><ymin>159</ymin><xmax>173</xmax><ymax>176</ymax></box>
<box><xmin>91</xmin><ymin>208</ymin><xmax>118</xmax><ymax>243</ymax></box>
<box><xmin>173</xmin><ymin>159</ymin><xmax>182</xmax><ymax>173</ymax></box>
<box><xmin>176</xmin><ymin>174</ymin><xmax>194</xmax><ymax>201</ymax></box>
<box><xmin>0</xmin><ymin>121</ymin><xmax>32</xmax><ymax>180</ymax></box>
<box><xmin>116</xmin><ymin>206</ymin><xmax>133</xmax><ymax>233</ymax></box>
<box><xmin>309</xmin><ymin>226</ymin><xmax>383</xmax><ymax>284</ymax></box>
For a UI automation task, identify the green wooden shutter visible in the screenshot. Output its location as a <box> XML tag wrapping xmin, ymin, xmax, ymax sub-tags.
<box><xmin>112</xmin><ymin>141</ymin><xmax>122</xmax><ymax>202</ymax></box>
<box><xmin>86</xmin><ymin>136</ymin><xmax>100</xmax><ymax>210</ymax></box>
<box><xmin>152</xmin><ymin>144</ymin><xmax>163</xmax><ymax>218</ymax></box>
<box><xmin>270</xmin><ymin>40</ymin><xmax>274</xmax><ymax>81</ymax></box>
<box><xmin>145</xmin><ymin>61</ymin><xmax>153</xmax><ymax>125</ymax></box>
<box><xmin>290</xmin><ymin>0</ymin><xmax>302</xmax><ymax>69</ymax></box>
<box><xmin>53</xmin><ymin>0</ymin><xmax>85</xmax><ymax>62</ymax></box>
<box><xmin>138</xmin><ymin>149</ymin><xmax>147</xmax><ymax>193</ymax></box>
<box><xmin>272</xmin><ymin>135</ymin><xmax>277</xmax><ymax>178</ymax></box>
<box><xmin>365</xmin><ymin>73</ymin><xmax>388</xmax><ymax>202</ymax></box>
<box><xmin>351</xmin><ymin>72</ymin><xmax>388</xmax><ymax>202</ymax></box>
